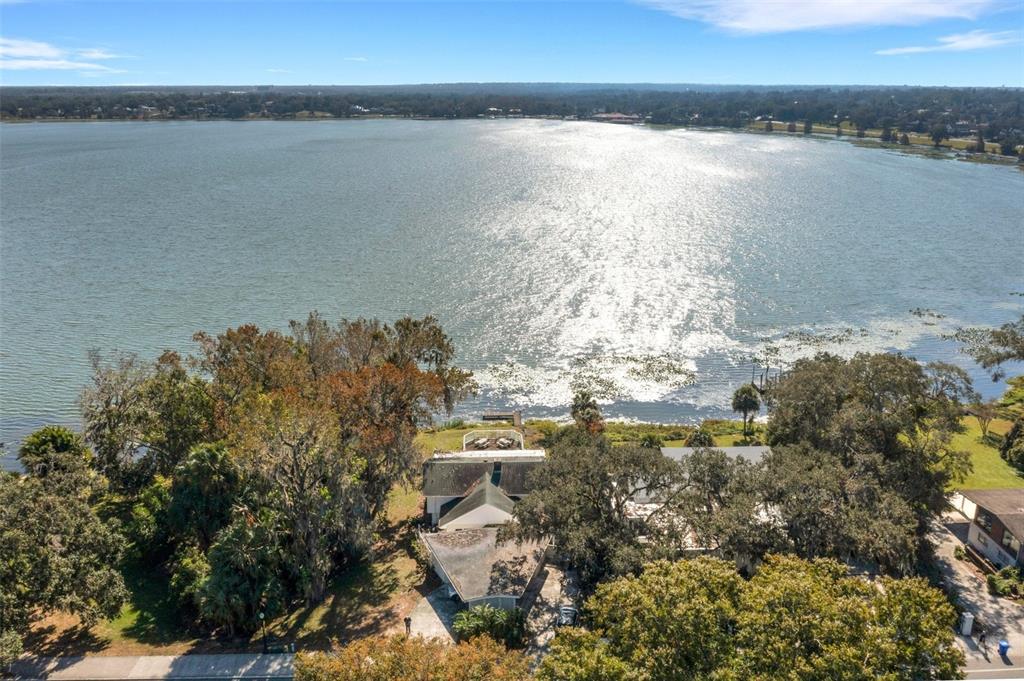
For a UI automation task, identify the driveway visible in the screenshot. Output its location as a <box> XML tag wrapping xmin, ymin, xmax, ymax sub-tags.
<box><xmin>407</xmin><ymin>586</ymin><xmax>458</xmax><ymax>642</ymax></box>
<box><xmin>522</xmin><ymin>565</ymin><xmax>579</xmax><ymax>657</ymax></box>
<box><xmin>932</xmin><ymin>513</ymin><xmax>1024</xmax><ymax>679</ymax></box>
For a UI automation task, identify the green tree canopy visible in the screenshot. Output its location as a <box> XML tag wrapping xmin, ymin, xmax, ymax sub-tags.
<box><xmin>0</xmin><ymin>445</ymin><xmax>128</xmax><ymax>657</ymax></box>
<box><xmin>764</xmin><ymin>353</ymin><xmax>973</xmax><ymax>573</ymax></box>
<box><xmin>540</xmin><ymin>555</ymin><xmax>963</xmax><ymax>681</ymax></box>
<box><xmin>503</xmin><ymin>431</ymin><xmax>686</xmax><ymax>589</ymax></box>
<box><xmin>17</xmin><ymin>425</ymin><xmax>92</xmax><ymax>478</ymax></box>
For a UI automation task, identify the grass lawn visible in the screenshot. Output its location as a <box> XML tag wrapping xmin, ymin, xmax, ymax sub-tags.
<box><xmin>953</xmin><ymin>416</ymin><xmax>1023</xmax><ymax>490</ymax></box>
<box><xmin>747</xmin><ymin>120</ymin><xmax>1014</xmax><ymax>156</ymax></box>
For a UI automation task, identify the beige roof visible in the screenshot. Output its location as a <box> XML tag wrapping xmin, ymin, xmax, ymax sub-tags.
<box><xmin>421</xmin><ymin>528</ymin><xmax>548</xmax><ymax>602</ymax></box>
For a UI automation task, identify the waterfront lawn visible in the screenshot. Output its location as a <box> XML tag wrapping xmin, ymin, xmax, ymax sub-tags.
<box><xmin>954</xmin><ymin>416</ymin><xmax>1023</xmax><ymax>490</ymax></box>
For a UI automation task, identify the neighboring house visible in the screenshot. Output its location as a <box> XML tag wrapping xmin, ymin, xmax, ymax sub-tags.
<box><xmin>952</xmin><ymin>488</ymin><xmax>1024</xmax><ymax>568</ymax></box>
<box><xmin>419</xmin><ymin>430</ymin><xmax>549</xmax><ymax>609</ymax></box>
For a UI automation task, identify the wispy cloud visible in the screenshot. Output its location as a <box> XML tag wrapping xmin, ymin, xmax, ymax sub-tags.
<box><xmin>76</xmin><ymin>47</ymin><xmax>123</xmax><ymax>60</ymax></box>
<box><xmin>877</xmin><ymin>29</ymin><xmax>1020</xmax><ymax>54</ymax></box>
<box><xmin>344</xmin><ymin>56</ymin><xmax>369</xmax><ymax>62</ymax></box>
<box><xmin>0</xmin><ymin>37</ymin><xmax>128</xmax><ymax>71</ymax></box>
<box><xmin>0</xmin><ymin>58</ymin><xmax>119</xmax><ymax>71</ymax></box>
<box><xmin>635</xmin><ymin>0</ymin><xmax>994</xmax><ymax>33</ymax></box>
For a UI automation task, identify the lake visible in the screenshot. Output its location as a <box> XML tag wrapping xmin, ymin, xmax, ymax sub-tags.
<box><xmin>1</xmin><ymin>119</ymin><xmax>1022</xmax><ymax>467</ymax></box>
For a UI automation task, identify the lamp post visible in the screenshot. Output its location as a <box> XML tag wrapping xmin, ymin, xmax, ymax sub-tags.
<box><xmin>259</xmin><ymin>611</ymin><xmax>268</xmax><ymax>654</ymax></box>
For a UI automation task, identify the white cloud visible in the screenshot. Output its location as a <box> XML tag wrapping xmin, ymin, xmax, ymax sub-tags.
<box><xmin>76</xmin><ymin>48</ymin><xmax>121</xmax><ymax>60</ymax></box>
<box><xmin>0</xmin><ymin>38</ymin><xmax>130</xmax><ymax>71</ymax></box>
<box><xmin>0</xmin><ymin>37</ymin><xmax>63</xmax><ymax>59</ymax></box>
<box><xmin>344</xmin><ymin>56</ymin><xmax>369</xmax><ymax>62</ymax></box>
<box><xmin>0</xmin><ymin>58</ymin><xmax>119</xmax><ymax>71</ymax></box>
<box><xmin>877</xmin><ymin>29</ymin><xmax>1020</xmax><ymax>54</ymax></box>
<box><xmin>635</xmin><ymin>0</ymin><xmax>994</xmax><ymax>33</ymax></box>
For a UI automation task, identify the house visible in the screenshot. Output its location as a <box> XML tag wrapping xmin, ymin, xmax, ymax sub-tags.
<box><xmin>419</xmin><ymin>430</ymin><xmax>549</xmax><ymax>609</ymax></box>
<box><xmin>952</xmin><ymin>488</ymin><xmax>1024</xmax><ymax>568</ymax></box>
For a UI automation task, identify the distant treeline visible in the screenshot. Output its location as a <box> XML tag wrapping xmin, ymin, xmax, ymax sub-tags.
<box><xmin>3</xmin><ymin>84</ymin><xmax>1023</xmax><ymax>148</ymax></box>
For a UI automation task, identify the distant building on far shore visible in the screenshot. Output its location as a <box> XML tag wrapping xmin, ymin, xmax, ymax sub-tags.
<box><xmin>590</xmin><ymin>112</ymin><xmax>643</xmax><ymax>124</ymax></box>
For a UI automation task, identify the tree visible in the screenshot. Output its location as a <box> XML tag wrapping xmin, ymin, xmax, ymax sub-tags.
<box><xmin>167</xmin><ymin>443</ymin><xmax>241</xmax><ymax>551</ymax></box>
<box><xmin>953</xmin><ymin>315</ymin><xmax>1024</xmax><ymax>380</ymax></box>
<box><xmin>79</xmin><ymin>351</ymin><xmax>216</xmax><ymax>489</ymax></box>
<box><xmin>674</xmin><ymin>448</ymin><xmax>787</xmax><ymax>572</ymax></box>
<box><xmin>856</xmin><ymin>126</ymin><xmax>866</xmax><ymax>138</ymax></box>
<box><xmin>765</xmin><ymin>352</ymin><xmax>973</xmax><ymax>572</ymax></box>
<box><xmin>537</xmin><ymin>629</ymin><xmax>641</xmax><ymax>681</ymax></box>
<box><xmin>17</xmin><ymin>425</ymin><xmax>92</xmax><ymax>478</ymax></box>
<box><xmin>452</xmin><ymin>605</ymin><xmax>526</xmax><ymax>648</ymax></box>
<box><xmin>504</xmin><ymin>433</ymin><xmax>686</xmax><ymax>589</ymax></box>
<box><xmin>730</xmin><ymin>555</ymin><xmax>962</xmax><ymax>680</ymax></box>
<box><xmin>787</xmin><ymin>121</ymin><xmax>797</xmax><ymax>133</ymax></box>
<box><xmin>0</xmin><ymin>459</ymin><xmax>128</xmax><ymax>656</ymax></box>
<box><xmin>803</xmin><ymin>120</ymin><xmax>813</xmax><ymax>134</ymax></box>
<box><xmin>540</xmin><ymin>555</ymin><xmax>963</xmax><ymax>681</ymax></box>
<box><xmin>972</xmin><ymin>401</ymin><xmax>998</xmax><ymax>439</ymax></box>
<box><xmin>295</xmin><ymin>636</ymin><xmax>531</xmax><ymax>681</ymax></box>
<box><xmin>230</xmin><ymin>390</ymin><xmax>370</xmax><ymax>604</ymax></box>
<box><xmin>765</xmin><ymin>120</ymin><xmax>774</xmax><ymax>132</ymax></box>
<box><xmin>975</xmin><ymin>129</ymin><xmax>986</xmax><ymax>153</ymax></box>
<box><xmin>198</xmin><ymin>508</ymin><xmax>286</xmax><ymax>635</ymax></box>
<box><xmin>731</xmin><ymin>384</ymin><xmax>760</xmax><ymax>436</ymax></box>
<box><xmin>929</xmin><ymin>124</ymin><xmax>948</xmax><ymax>147</ymax></box>
<box><xmin>570</xmin><ymin>390</ymin><xmax>604</xmax><ymax>434</ymax></box>
<box><xmin>900</xmin><ymin>132</ymin><xmax>911</xmax><ymax>145</ymax></box>
<box><xmin>880</xmin><ymin>126</ymin><xmax>892</xmax><ymax>142</ymax></box>
<box><xmin>1001</xmin><ymin>420</ymin><xmax>1024</xmax><ymax>471</ymax></box>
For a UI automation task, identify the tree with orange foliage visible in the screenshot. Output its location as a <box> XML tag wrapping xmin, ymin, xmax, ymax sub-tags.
<box><xmin>295</xmin><ymin>635</ymin><xmax>531</xmax><ymax>681</ymax></box>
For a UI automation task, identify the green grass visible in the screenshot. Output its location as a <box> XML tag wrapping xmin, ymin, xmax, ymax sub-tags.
<box><xmin>954</xmin><ymin>416</ymin><xmax>1023</xmax><ymax>490</ymax></box>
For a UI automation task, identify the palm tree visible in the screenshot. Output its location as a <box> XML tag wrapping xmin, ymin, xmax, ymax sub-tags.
<box><xmin>731</xmin><ymin>384</ymin><xmax>761</xmax><ymax>437</ymax></box>
<box><xmin>570</xmin><ymin>390</ymin><xmax>604</xmax><ymax>434</ymax></box>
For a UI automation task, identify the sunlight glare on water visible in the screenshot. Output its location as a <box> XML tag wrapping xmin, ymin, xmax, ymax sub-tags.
<box><xmin>1</xmin><ymin>118</ymin><xmax>1022</xmax><ymax>459</ymax></box>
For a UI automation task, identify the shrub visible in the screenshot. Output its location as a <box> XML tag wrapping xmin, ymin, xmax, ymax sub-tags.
<box><xmin>439</xmin><ymin>418</ymin><xmax>466</xmax><ymax>431</ymax></box>
<box><xmin>685</xmin><ymin>429</ymin><xmax>715</xmax><ymax>448</ymax></box>
<box><xmin>452</xmin><ymin>604</ymin><xmax>527</xmax><ymax>648</ymax></box>
<box><xmin>954</xmin><ymin>545</ymin><xmax>966</xmax><ymax>561</ymax></box>
<box><xmin>639</xmin><ymin>434</ymin><xmax>663</xmax><ymax>449</ymax></box>
<box><xmin>410</xmin><ymin>537</ymin><xmax>432</xmax><ymax>577</ymax></box>
<box><xmin>169</xmin><ymin>543</ymin><xmax>211</xmax><ymax>619</ymax></box>
<box><xmin>987</xmin><ymin>567</ymin><xmax>1022</xmax><ymax>598</ymax></box>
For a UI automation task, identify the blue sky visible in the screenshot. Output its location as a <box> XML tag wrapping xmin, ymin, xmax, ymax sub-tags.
<box><xmin>1</xmin><ymin>1</ymin><xmax>1022</xmax><ymax>86</ymax></box>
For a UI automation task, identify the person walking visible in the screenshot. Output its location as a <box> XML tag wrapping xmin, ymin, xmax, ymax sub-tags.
<box><xmin>978</xmin><ymin>626</ymin><xmax>988</xmax><ymax>654</ymax></box>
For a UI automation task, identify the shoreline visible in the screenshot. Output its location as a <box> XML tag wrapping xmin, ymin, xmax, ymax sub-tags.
<box><xmin>3</xmin><ymin>115</ymin><xmax>1020</xmax><ymax>167</ymax></box>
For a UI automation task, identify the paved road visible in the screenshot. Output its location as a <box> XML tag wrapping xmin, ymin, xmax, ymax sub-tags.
<box><xmin>9</xmin><ymin>654</ymin><xmax>294</xmax><ymax>680</ymax></box>
<box><xmin>933</xmin><ymin>513</ymin><xmax>1024</xmax><ymax>680</ymax></box>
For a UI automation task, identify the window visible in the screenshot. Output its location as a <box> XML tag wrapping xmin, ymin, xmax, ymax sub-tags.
<box><xmin>976</xmin><ymin>510</ymin><xmax>994</xmax><ymax>534</ymax></box>
<box><xmin>1003</xmin><ymin>530</ymin><xmax>1021</xmax><ymax>555</ymax></box>
<box><xmin>977</xmin><ymin>531</ymin><xmax>988</xmax><ymax>547</ymax></box>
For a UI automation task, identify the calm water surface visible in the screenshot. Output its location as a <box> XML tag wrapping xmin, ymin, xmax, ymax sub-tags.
<box><xmin>2</xmin><ymin>120</ymin><xmax>1022</xmax><ymax>465</ymax></box>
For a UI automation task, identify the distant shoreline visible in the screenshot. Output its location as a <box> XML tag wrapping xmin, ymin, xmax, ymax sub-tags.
<box><xmin>3</xmin><ymin>114</ymin><xmax>1020</xmax><ymax>168</ymax></box>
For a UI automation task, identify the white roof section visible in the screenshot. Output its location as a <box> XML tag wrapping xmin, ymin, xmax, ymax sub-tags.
<box><xmin>661</xmin><ymin>446</ymin><xmax>770</xmax><ymax>464</ymax></box>
<box><xmin>432</xmin><ymin>449</ymin><xmax>546</xmax><ymax>460</ymax></box>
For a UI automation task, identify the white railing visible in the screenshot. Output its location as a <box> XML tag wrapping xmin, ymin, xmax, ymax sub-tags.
<box><xmin>462</xmin><ymin>429</ymin><xmax>524</xmax><ymax>451</ymax></box>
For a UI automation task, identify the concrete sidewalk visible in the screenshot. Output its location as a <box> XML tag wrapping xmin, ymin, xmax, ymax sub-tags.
<box><xmin>9</xmin><ymin>653</ymin><xmax>294</xmax><ymax>680</ymax></box>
